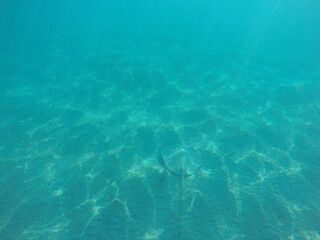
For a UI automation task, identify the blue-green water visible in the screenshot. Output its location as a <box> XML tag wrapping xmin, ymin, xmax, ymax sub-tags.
<box><xmin>1</xmin><ymin>1</ymin><xmax>320</xmax><ymax>239</ymax></box>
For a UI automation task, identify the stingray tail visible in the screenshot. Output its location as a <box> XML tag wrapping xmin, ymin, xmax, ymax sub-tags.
<box><xmin>178</xmin><ymin>174</ymin><xmax>184</xmax><ymax>240</ymax></box>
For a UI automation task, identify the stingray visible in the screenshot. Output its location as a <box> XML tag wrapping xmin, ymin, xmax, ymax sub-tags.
<box><xmin>158</xmin><ymin>147</ymin><xmax>203</xmax><ymax>240</ymax></box>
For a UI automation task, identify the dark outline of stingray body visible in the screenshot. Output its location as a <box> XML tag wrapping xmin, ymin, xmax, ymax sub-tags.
<box><xmin>158</xmin><ymin>152</ymin><xmax>202</xmax><ymax>240</ymax></box>
<box><xmin>158</xmin><ymin>153</ymin><xmax>202</xmax><ymax>177</ymax></box>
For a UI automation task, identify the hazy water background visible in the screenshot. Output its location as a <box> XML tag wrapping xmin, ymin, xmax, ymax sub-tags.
<box><xmin>0</xmin><ymin>0</ymin><xmax>320</xmax><ymax>239</ymax></box>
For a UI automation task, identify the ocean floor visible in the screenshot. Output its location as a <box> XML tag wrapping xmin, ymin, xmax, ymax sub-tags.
<box><xmin>0</xmin><ymin>37</ymin><xmax>319</xmax><ymax>240</ymax></box>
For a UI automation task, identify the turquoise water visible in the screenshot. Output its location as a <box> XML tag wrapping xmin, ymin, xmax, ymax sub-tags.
<box><xmin>1</xmin><ymin>1</ymin><xmax>320</xmax><ymax>239</ymax></box>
